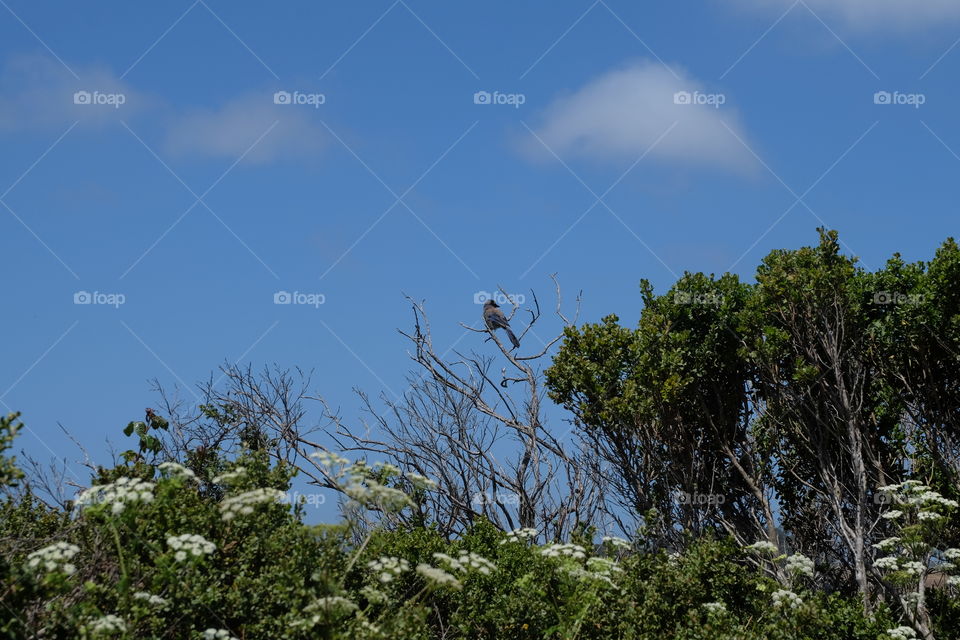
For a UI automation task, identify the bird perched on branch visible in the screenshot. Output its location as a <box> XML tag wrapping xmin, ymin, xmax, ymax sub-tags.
<box><xmin>482</xmin><ymin>299</ymin><xmax>520</xmax><ymax>349</ymax></box>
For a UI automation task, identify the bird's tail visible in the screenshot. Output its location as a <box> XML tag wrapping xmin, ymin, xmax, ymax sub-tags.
<box><xmin>505</xmin><ymin>328</ymin><xmax>520</xmax><ymax>350</ymax></box>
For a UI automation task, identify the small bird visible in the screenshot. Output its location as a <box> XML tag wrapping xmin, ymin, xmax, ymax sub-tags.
<box><xmin>482</xmin><ymin>299</ymin><xmax>520</xmax><ymax>349</ymax></box>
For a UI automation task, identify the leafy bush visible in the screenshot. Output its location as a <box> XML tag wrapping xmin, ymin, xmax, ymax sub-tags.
<box><xmin>0</xmin><ymin>416</ymin><xmax>902</xmax><ymax>639</ymax></box>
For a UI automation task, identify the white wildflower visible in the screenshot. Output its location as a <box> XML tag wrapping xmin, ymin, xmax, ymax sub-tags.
<box><xmin>902</xmin><ymin>561</ymin><xmax>926</xmax><ymax>576</ymax></box>
<box><xmin>602</xmin><ymin>535</ymin><xmax>631</xmax><ymax>549</ymax></box>
<box><xmin>944</xmin><ymin>548</ymin><xmax>960</xmax><ymax>561</ymax></box>
<box><xmin>587</xmin><ymin>557</ymin><xmax>623</xmax><ymax>575</ymax></box>
<box><xmin>874</xmin><ymin>556</ymin><xmax>900</xmax><ymax>571</ymax></box>
<box><xmin>202</xmin><ymin>629</ymin><xmax>238</xmax><ymax>640</ymax></box>
<box><xmin>211</xmin><ymin>467</ymin><xmax>246</xmax><ymax>484</ymax></box>
<box><xmin>539</xmin><ymin>543</ymin><xmax>587</xmax><ymax>559</ymax></box>
<box><xmin>873</xmin><ymin>537</ymin><xmax>901</xmax><ymax>552</ymax></box>
<box><xmin>501</xmin><ymin>528</ymin><xmax>538</xmax><ymax>545</ymax></box>
<box><xmin>918</xmin><ymin>511</ymin><xmax>944</xmax><ymax>522</ymax></box>
<box><xmin>886</xmin><ymin>626</ymin><xmax>918</xmax><ymax>640</ymax></box>
<box><xmin>167</xmin><ymin>534</ymin><xmax>215</xmax><ymax>560</ymax></box>
<box><xmin>405</xmin><ymin>472</ymin><xmax>437</xmax><ymax>491</ymax></box>
<box><xmin>343</xmin><ymin>479</ymin><xmax>412</xmax><ymax>513</ymax></box>
<box><xmin>746</xmin><ymin>541</ymin><xmax>779</xmax><ymax>555</ymax></box>
<box><xmin>26</xmin><ymin>542</ymin><xmax>80</xmax><ymax>577</ymax></box>
<box><xmin>157</xmin><ymin>462</ymin><xmax>196</xmax><ymax>481</ymax></box>
<box><xmin>703</xmin><ymin>602</ymin><xmax>726</xmax><ymax>613</ymax></box>
<box><xmin>292</xmin><ymin>596</ymin><xmax>358</xmax><ymax>627</ymax></box>
<box><xmin>771</xmin><ymin>589</ymin><xmax>803</xmax><ymax>609</ymax></box>
<box><xmin>133</xmin><ymin>591</ymin><xmax>167</xmax><ymax>606</ymax></box>
<box><xmin>87</xmin><ymin>614</ymin><xmax>126</xmax><ymax>635</ymax></box>
<box><xmin>433</xmin><ymin>551</ymin><xmax>496</xmax><ymax>576</ymax></box>
<box><xmin>785</xmin><ymin>553</ymin><xmax>815</xmax><ymax>578</ymax></box>
<box><xmin>75</xmin><ymin>477</ymin><xmax>155</xmax><ymax>514</ymax></box>
<box><xmin>220</xmin><ymin>488</ymin><xmax>285</xmax><ymax>521</ymax></box>
<box><xmin>881</xmin><ymin>510</ymin><xmax>904</xmax><ymax>520</ymax></box>
<box><xmin>416</xmin><ymin>563</ymin><xmax>462</xmax><ymax>590</ymax></box>
<box><xmin>367</xmin><ymin>556</ymin><xmax>410</xmax><ymax>583</ymax></box>
<box><xmin>360</xmin><ymin>585</ymin><xmax>389</xmax><ymax>604</ymax></box>
<box><xmin>310</xmin><ymin>450</ymin><xmax>350</xmax><ymax>469</ymax></box>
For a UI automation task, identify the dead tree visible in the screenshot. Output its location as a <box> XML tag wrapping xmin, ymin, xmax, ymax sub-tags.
<box><xmin>328</xmin><ymin>279</ymin><xmax>606</xmax><ymax>540</ymax></box>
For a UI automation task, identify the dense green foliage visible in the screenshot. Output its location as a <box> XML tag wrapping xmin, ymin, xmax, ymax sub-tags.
<box><xmin>0</xmin><ymin>430</ymin><xmax>898</xmax><ymax>639</ymax></box>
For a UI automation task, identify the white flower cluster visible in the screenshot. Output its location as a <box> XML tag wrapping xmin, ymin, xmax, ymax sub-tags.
<box><xmin>902</xmin><ymin>561</ymin><xmax>925</xmax><ymax>576</ymax></box>
<box><xmin>877</xmin><ymin>481</ymin><xmax>959</xmax><ymax>512</ymax></box>
<box><xmin>26</xmin><ymin>541</ymin><xmax>79</xmax><ymax>576</ymax></box>
<box><xmin>405</xmin><ymin>472</ymin><xmax>437</xmax><ymax>491</ymax></box>
<box><xmin>211</xmin><ymin>467</ymin><xmax>246</xmax><ymax>484</ymax></box>
<box><xmin>540</xmin><ymin>543</ymin><xmax>587</xmax><ymax>559</ymax></box>
<box><xmin>360</xmin><ymin>585</ymin><xmax>389</xmax><ymax>604</ymax></box>
<box><xmin>76</xmin><ymin>477</ymin><xmax>155</xmax><ymax>515</ymax></box>
<box><xmin>416</xmin><ymin>563</ymin><xmax>462</xmax><ymax>590</ymax></box>
<box><xmin>586</xmin><ymin>556</ymin><xmax>624</xmax><ymax>576</ymax></box>
<box><xmin>746</xmin><ymin>541</ymin><xmax>779</xmax><ymax>555</ymax></box>
<box><xmin>220</xmin><ymin>488</ymin><xmax>285</xmax><ymax>521</ymax></box>
<box><xmin>873</xmin><ymin>537</ymin><xmax>901</xmax><ymax>552</ymax></box>
<box><xmin>918</xmin><ymin>511</ymin><xmax>944</xmax><ymax>522</ymax></box>
<box><xmin>157</xmin><ymin>462</ymin><xmax>196</xmax><ymax>481</ymax></box>
<box><xmin>785</xmin><ymin>553</ymin><xmax>814</xmax><ymax>577</ymax></box>
<box><xmin>601</xmin><ymin>535</ymin><xmax>631</xmax><ymax>549</ymax></box>
<box><xmin>771</xmin><ymin>589</ymin><xmax>803</xmax><ymax>609</ymax></box>
<box><xmin>947</xmin><ymin>575</ymin><xmax>960</xmax><ymax>587</ymax></box>
<box><xmin>564</xmin><ymin>557</ymin><xmax>623</xmax><ymax>590</ymax></box>
<box><xmin>310</xmin><ymin>451</ymin><xmax>435</xmax><ymax>511</ymax></box>
<box><xmin>944</xmin><ymin>548</ymin><xmax>960</xmax><ymax>561</ymax></box>
<box><xmin>311</xmin><ymin>451</ymin><xmax>349</xmax><ymax>469</ymax></box>
<box><xmin>882</xmin><ymin>510</ymin><xmax>904</xmax><ymax>520</ymax></box>
<box><xmin>313</xmin><ymin>595</ymin><xmax>358</xmax><ymax>612</ymax></box>
<box><xmin>703</xmin><ymin>602</ymin><xmax>726</xmax><ymax>613</ymax></box>
<box><xmin>202</xmin><ymin>629</ymin><xmax>238</xmax><ymax>640</ymax></box>
<box><xmin>133</xmin><ymin>591</ymin><xmax>167</xmax><ymax>607</ymax></box>
<box><xmin>292</xmin><ymin>596</ymin><xmax>359</xmax><ymax>628</ymax></box>
<box><xmin>87</xmin><ymin>615</ymin><xmax>126</xmax><ymax>635</ymax></box>
<box><xmin>501</xmin><ymin>528</ymin><xmax>538</xmax><ymax>545</ymax></box>
<box><xmin>343</xmin><ymin>481</ymin><xmax>411</xmax><ymax>512</ymax></box>
<box><xmin>367</xmin><ymin>556</ymin><xmax>410</xmax><ymax>583</ymax></box>
<box><xmin>874</xmin><ymin>556</ymin><xmax>900</xmax><ymax>571</ymax></box>
<box><xmin>432</xmin><ymin>551</ymin><xmax>496</xmax><ymax>576</ymax></box>
<box><xmin>886</xmin><ymin>625</ymin><xmax>918</xmax><ymax>640</ymax></box>
<box><xmin>167</xmin><ymin>534</ymin><xmax>215</xmax><ymax>562</ymax></box>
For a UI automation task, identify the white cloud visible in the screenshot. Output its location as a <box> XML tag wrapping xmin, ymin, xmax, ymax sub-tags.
<box><xmin>732</xmin><ymin>0</ymin><xmax>960</xmax><ymax>30</ymax></box>
<box><xmin>0</xmin><ymin>55</ymin><xmax>148</xmax><ymax>131</ymax></box>
<box><xmin>164</xmin><ymin>94</ymin><xmax>327</xmax><ymax>164</ymax></box>
<box><xmin>525</xmin><ymin>60</ymin><xmax>754</xmax><ymax>172</ymax></box>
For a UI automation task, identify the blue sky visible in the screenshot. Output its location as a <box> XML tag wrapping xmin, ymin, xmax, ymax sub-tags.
<box><xmin>2</xmin><ymin>1</ymin><xmax>960</xmax><ymax>513</ymax></box>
